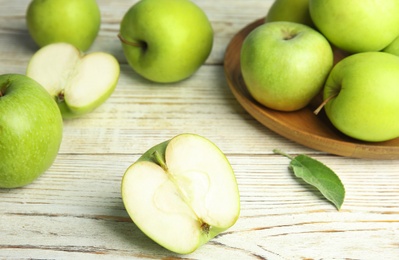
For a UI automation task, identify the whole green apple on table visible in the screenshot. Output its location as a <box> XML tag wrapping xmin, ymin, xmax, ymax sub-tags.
<box><xmin>118</xmin><ymin>0</ymin><xmax>213</xmax><ymax>83</ymax></box>
<box><xmin>0</xmin><ymin>0</ymin><xmax>399</xmax><ymax>259</ymax></box>
<box><xmin>0</xmin><ymin>74</ymin><xmax>63</xmax><ymax>188</ymax></box>
<box><xmin>26</xmin><ymin>0</ymin><xmax>101</xmax><ymax>51</ymax></box>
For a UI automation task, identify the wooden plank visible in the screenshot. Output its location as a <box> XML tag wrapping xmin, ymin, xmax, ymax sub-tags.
<box><xmin>1</xmin><ymin>154</ymin><xmax>398</xmax><ymax>258</ymax></box>
<box><xmin>1</xmin><ymin>0</ymin><xmax>399</xmax><ymax>259</ymax></box>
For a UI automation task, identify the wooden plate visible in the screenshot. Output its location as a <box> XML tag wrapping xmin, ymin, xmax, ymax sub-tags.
<box><xmin>224</xmin><ymin>18</ymin><xmax>399</xmax><ymax>159</ymax></box>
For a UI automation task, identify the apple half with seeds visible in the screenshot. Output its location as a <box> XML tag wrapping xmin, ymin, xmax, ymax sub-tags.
<box><xmin>26</xmin><ymin>42</ymin><xmax>120</xmax><ymax>119</ymax></box>
<box><xmin>121</xmin><ymin>133</ymin><xmax>240</xmax><ymax>254</ymax></box>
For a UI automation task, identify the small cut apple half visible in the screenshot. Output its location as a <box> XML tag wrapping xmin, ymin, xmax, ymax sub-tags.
<box><xmin>121</xmin><ymin>133</ymin><xmax>240</xmax><ymax>254</ymax></box>
<box><xmin>26</xmin><ymin>42</ymin><xmax>120</xmax><ymax>119</ymax></box>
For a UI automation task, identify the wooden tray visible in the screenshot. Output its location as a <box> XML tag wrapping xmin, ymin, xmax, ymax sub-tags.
<box><xmin>224</xmin><ymin>18</ymin><xmax>399</xmax><ymax>159</ymax></box>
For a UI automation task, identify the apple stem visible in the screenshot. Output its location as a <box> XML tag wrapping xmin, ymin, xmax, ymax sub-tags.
<box><xmin>117</xmin><ymin>33</ymin><xmax>144</xmax><ymax>48</ymax></box>
<box><xmin>0</xmin><ymin>79</ymin><xmax>11</xmax><ymax>97</ymax></box>
<box><xmin>313</xmin><ymin>93</ymin><xmax>338</xmax><ymax>115</ymax></box>
<box><xmin>152</xmin><ymin>151</ymin><xmax>168</xmax><ymax>171</ymax></box>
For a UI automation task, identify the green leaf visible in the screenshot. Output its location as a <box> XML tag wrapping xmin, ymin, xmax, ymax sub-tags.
<box><xmin>274</xmin><ymin>149</ymin><xmax>345</xmax><ymax>210</ymax></box>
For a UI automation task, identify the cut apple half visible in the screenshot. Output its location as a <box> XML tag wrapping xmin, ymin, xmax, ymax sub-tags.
<box><xmin>26</xmin><ymin>42</ymin><xmax>120</xmax><ymax>119</ymax></box>
<box><xmin>121</xmin><ymin>133</ymin><xmax>240</xmax><ymax>254</ymax></box>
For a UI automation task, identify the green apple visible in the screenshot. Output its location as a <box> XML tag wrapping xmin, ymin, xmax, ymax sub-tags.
<box><xmin>118</xmin><ymin>0</ymin><xmax>213</xmax><ymax>83</ymax></box>
<box><xmin>26</xmin><ymin>0</ymin><xmax>101</xmax><ymax>51</ymax></box>
<box><xmin>121</xmin><ymin>133</ymin><xmax>240</xmax><ymax>254</ymax></box>
<box><xmin>383</xmin><ymin>35</ymin><xmax>399</xmax><ymax>56</ymax></box>
<box><xmin>265</xmin><ymin>0</ymin><xmax>314</xmax><ymax>27</ymax></box>
<box><xmin>309</xmin><ymin>0</ymin><xmax>399</xmax><ymax>53</ymax></box>
<box><xmin>26</xmin><ymin>42</ymin><xmax>120</xmax><ymax>119</ymax></box>
<box><xmin>0</xmin><ymin>74</ymin><xmax>63</xmax><ymax>188</ymax></box>
<box><xmin>321</xmin><ymin>52</ymin><xmax>399</xmax><ymax>142</ymax></box>
<box><xmin>240</xmin><ymin>21</ymin><xmax>333</xmax><ymax>111</ymax></box>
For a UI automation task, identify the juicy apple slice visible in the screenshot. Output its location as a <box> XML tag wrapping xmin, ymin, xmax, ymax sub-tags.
<box><xmin>26</xmin><ymin>42</ymin><xmax>120</xmax><ymax>119</ymax></box>
<box><xmin>121</xmin><ymin>133</ymin><xmax>240</xmax><ymax>254</ymax></box>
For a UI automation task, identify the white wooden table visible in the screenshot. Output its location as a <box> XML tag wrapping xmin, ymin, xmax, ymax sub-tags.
<box><xmin>1</xmin><ymin>1</ymin><xmax>398</xmax><ymax>259</ymax></box>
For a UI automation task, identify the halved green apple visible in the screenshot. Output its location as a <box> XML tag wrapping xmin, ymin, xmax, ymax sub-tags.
<box><xmin>121</xmin><ymin>133</ymin><xmax>240</xmax><ymax>254</ymax></box>
<box><xmin>26</xmin><ymin>42</ymin><xmax>120</xmax><ymax>119</ymax></box>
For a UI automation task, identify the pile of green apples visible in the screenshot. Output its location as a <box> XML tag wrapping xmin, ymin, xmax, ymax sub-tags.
<box><xmin>241</xmin><ymin>0</ymin><xmax>399</xmax><ymax>142</ymax></box>
<box><xmin>1</xmin><ymin>0</ymin><xmax>240</xmax><ymax>255</ymax></box>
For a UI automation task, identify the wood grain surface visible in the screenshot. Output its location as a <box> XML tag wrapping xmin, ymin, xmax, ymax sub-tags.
<box><xmin>1</xmin><ymin>1</ymin><xmax>398</xmax><ymax>259</ymax></box>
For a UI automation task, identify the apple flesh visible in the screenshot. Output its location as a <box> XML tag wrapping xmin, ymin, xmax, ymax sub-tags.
<box><xmin>26</xmin><ymin>43</ymin><xmax>120</xmax><ymax>119</ymax></box>
<box><xmin>322</xmin><ymin>52</ymin><xmax>399</xmax><ymax>142</ymax></box>
<box><xmin>26</xmin><ymin>0</ymin><xmax>101</xmax><ymax>51</ymax></box>
<box><xmin>241</xmin><ymin>21</ymin><xmax>333</xmax><ymax>111</ymax></box>
<box><xmin>118</xmin><ymin>0</ymin><xmax>213</xmax><ymax>83</ymax></box>
<box><xmin>121</xmin><ymin>134</ymin><xmax>240</xmax><ymax>254</ymax></box>
<box><xmin>0</xmin><ymin>74</ymin><xmax>63</xmax><ymax>188</ymax></box>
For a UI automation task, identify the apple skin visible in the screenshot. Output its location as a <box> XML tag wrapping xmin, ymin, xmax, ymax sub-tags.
<box><xmin>26</xmin><ymin>0</ymin><xmax>101</xmax><ymax>51</ymax></box>
<box><xmin>121</xmin><ymin>134</ymin><xmax>240</xmax><ymax>254</ymax></box>
<box><xmin>383</xmin><ymin>35</ymin><xmax>399</xmax><ymax>56</ymax></box>
<box><xmin>309</xmin><ymin>0</ymin><xmax>399</xmax><ymax>53</ymax></box>
<box><xmin>240</xmin><ymin>21</ymin><xmax>333</xmax><ymax>111</ymax></box>
<box><xmin>0</xmin><ymin>74</ymin><xmax>63</xmax><ymax>188</ymax></box>
<box><xmin>119</xmin><ymin>0</ymin><xmax>213</xmax><ymax>83</ymax></box>
<box><xmin>265</xmin><ymin>0</ymin><xmax>314</xmax><ymax>27</ymax></box>
<box><xmin>323</xmin><ymin>52</ymin><xmax>399</xmax><ymax>142</ymax></box>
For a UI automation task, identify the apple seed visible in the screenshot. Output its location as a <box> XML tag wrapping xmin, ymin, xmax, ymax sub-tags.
<box><xmin>57</xmin><ymin>91</ymin><xmax>65</xmax><ymax>103</ymax></box>
<box><xmin>200</xmin><ymin>222</ymin><xmax>211</xmax><ymax>234</ymax></box>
